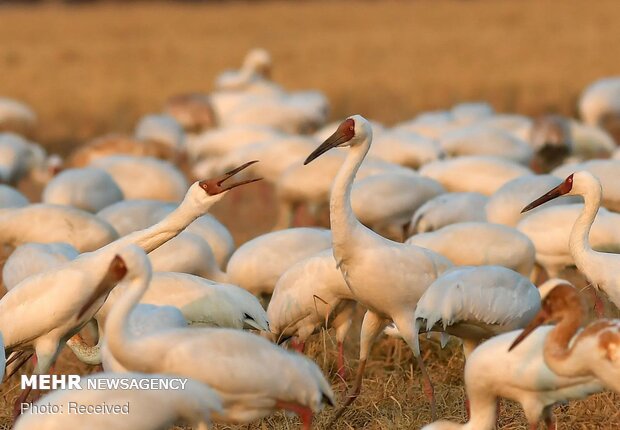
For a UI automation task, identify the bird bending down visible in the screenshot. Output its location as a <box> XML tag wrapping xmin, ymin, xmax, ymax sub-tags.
<box><xmin>84</xmin><ymin>245</ymin><xmax>334</xmax><ymax>428</ymax></box>
<box><xmin>510</xmin><ymin>283</ymin><xmax>620</xmax><ymax>393</ymax></box>
<box><xmin>521</xmin><ymin>170</ymin><xmax>620</xmax><ymax>313</ymax></box>
<box><xmin>304</xmin><ymin>115</ymin><xmax>452</xmax><ymax>420</ymax></box>
<box><xmin>13</xmin><ymin>372</ymin><xmax>222</xmax><ymax>430</ymax></box>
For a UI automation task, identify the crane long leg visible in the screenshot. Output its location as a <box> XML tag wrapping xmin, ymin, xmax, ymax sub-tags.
<box><xmin>327</xmin><ymin>310</ymin><xmax>387</xmax><ymax>426</ymax></box>
<box><xmin>275</xmin><ymin>400</ymin><xmax>313</xmax><ymax>430</ymax></box>
<box><xmin>543</xmin><ymin>405</ymin><xmax>556</xmax><ymax>430</ymax></box>
<box><xmin>393</xmin><ymin>314</ymin><xmax>437</xmax><ymax>420</ymax></box>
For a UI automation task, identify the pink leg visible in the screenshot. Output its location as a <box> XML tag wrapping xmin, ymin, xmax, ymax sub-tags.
<box><xmin>591</xmin><ymin>288</ymin><xmax>605</xmax><ymax>318</ymax></box>
<box><xmin>337</xmin><ymin>341</ymin><xmax>346</xmax><ymax>381</ymax></box>
<box><xmin>290</xmin><ymin>339</ymin><xmax>306</xmax><ymax>354</ymax></box>
<box><xmin>543</xmin><ymin>405</ymin><xmax>556</xmax><ymax>430</ymax></box>
<box><xmin>275</xmin><ymin>400</ymin><xmax>313</xmax><ymax>430</ymax></box>
<box><xmin>465</xmin><ymin>397</ymin><xmax>470</xmax><ymax>419</ymax></box>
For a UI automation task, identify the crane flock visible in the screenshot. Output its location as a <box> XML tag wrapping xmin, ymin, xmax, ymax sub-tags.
<box><xmin>0</xmin><ymin>49</ymin><xmax>619</xmax><ymax>429</ymax></box>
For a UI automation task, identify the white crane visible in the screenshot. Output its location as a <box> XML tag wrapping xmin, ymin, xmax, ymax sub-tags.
<box><xmin>226</xmin><ymin>227</ymin><xmax>332</xmax><ymax>296</ymax></box>
<box><xmin>215</xmin><ymin>48</ymin><xmax>275</xmax><ymax>92</ymax></box>
<box><xmin>304</xmin><ymin>115</ymin><xmax>453</xmax><ymax>419</ymax></box>
<box><xmin>510</xmin><ymin>283</ymin><xmax>620</xmax><ymax>393</ymax></box>
<box><xmin>485</xmin><ymin>174</ymin><xmax>579</xmax><ymax>227</ymax></box>
<box><xmin>0</xmin><ymin>97</ymin><xmax>36</xmax><ymax>137</ymax></box>
<box><xmin>87</xmin><ymin>245</ymin><xmax>334</xmax><ymax>428</ymax></box>
<box><xmin>528</xmin><ymin>114</ymin><xmax>572</xmax><ymax>172</ymax></box>
<box><xmin>14</xmin><ymin>372</ymin><xmax>222</xmax><ymax>430</ymax></box>
<box><xmin>522</xmin><ymin>170</ymin><xmax>620</xmax><ymax>311</ymax></box>
<box><xmin>406</xmin><ymin>222</ymin><xmax>535</xmax><ymax>276</ymax></box>
<box><xmin>91</xmin><ymin>155</ymin><xmax>188</xmax><ymax>202</ymax></box>
<box><xmin>420</xmin><ymin>327</ymin><xmax>604</xmax><ymax>430</ymax></box>
<box><xmin>42</xmin><ymin>167</ymin><xmax>124</xmax><ymax>213</ymax></box>
<box><xmin>408</xmin><ymin>192</ymin><xmax>488</xmax><ymax>234</ymax></box>
<box><xmin>163</xmin><ymin>93</ymin><xmax>216</xmax><ymax>134</ymax></box>
<box><xmin>134</xmin><ymin>114</ymin><xmax>185</xmax><ymax>158</ymax></box>
<box><xmin>0</xmin><ymin>204</ymin><xmax>118</xmax><ymax>252</ymax></box>
<box><xmin>0</xmin><ymin>133</ymin><xmax>57</xmax><ymax>186</ymax></box>
<box><xmin>268</xmin><ymin>249</ymin><xmax>356</xmax><ymax>379</ymax></box>
<box><xmin>419</xmin><ymin>155</ymin><xmax>532</xmax><ymax>195</ymax></box>
<box><xmin>578</xmin><ymin>76</ymin><xmax>620</xmax><ymax>142</ymax></box>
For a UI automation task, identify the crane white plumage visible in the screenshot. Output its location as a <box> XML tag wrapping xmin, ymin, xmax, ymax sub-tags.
<box><xmin>134</xmin><ymin>113</ymin><xmax>185</xmax><ymax>157</ymax></box>
<box><xmin>215</xmin><ymin>48</ymin><xmax>275</xmax><ymax>92</ymax></box>
<box><xmin>304</xmin><ymin>115</ymin><xmax>453</xmax><ymax>419</ymax></box>
<box><xmin>419</xmin><ymin>155</ymin><xmax>532</xmax><ymax>195</ymax></box>
<box><xmin>522</xmin><ymin>171</ymin><xmax>620</xmax><ymax>309</ymax></box>
<box><xmin>42</xmin><ymin>167</ymin><xmax>124</xmax><ymax>213</ymax></box>
<box><xmin>226</xmin><ymin>227</ymin><xmax>332</xmax><ymax>296</ymax></box>
<box><xmin>2</xmin><ymin>242</ymin><xmax>79</xmax><ymax>290</ymax></box>
<box><xmin>578</xmin><ymin>76</ymin><xmax>620</xmax><ymax>141</ymax></box>
<box><xmin>485</xmin><ymin>174</ymin><xmax>579</xmax><ymax>227</ymax></box>
<box><xmin>408</xmin><ymin>192</ymin><xmax>488</xmax><ymax>234</ymax></box>
<box><xmin>0</xmin><ymin>204</ymin><xmax>118</xmax><ymax>252</ymax></box>
<box><xmin>368</xmin><ymin>129</ymin><xmax>443</xmax><ymax>168</ymax></box>
<box><xmin>13</xmin><ymin>372</ymin><xmax>222</xmax><ymax>430</ymax></box>
<box><xmin>91</xmin><ymin>155</ymin><xmax>188</xmax><ymax>202</ymax></box>
<box><xmin>406</xmin><ymin>222</ymin><xmax>535</xmax><ymax>276</ymax></box>
<box><xmin>163</xmin><ymin>93</ymin><xmax>216</xmax><ymax>133</ymax></box>
<box><xmin>88</xmin><ymin>244</ymin><xmax>334</xmax><ymax>428</ymax></box>
<box><xmin>421</xmin><ymin>327</ymin><xmax>604</xmax><ymax>430</ymax></box>
<box><xmin>510</xmin><ymin>283</ymin><xmax>620</xmax><ymax>393</ymax></box>
<box><xmin>0</xmin><ymin>97</ymin><xmax>36</xmax><ymax>136</ymax></box>
<box><xmin>268</xmin><ymin>248</ymin><xmax>355</xmax><ymax>379</ymax></box>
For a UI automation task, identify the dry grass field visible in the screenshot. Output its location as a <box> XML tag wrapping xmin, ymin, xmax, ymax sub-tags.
<box><xmin>1</xmin><ymin>0</ymin><xmax>620</xmax><ymax>429</ymax></box>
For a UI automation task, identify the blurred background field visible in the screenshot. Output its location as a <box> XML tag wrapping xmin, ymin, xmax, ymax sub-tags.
<box><xmin>1</xmin><ymin>1</ymin><xmax>620</xmax><ymax>429</ymax></box>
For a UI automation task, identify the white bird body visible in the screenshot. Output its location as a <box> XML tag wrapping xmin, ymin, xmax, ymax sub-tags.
<box><xmin>419</xmin><ymin>156</ymin><xmax>531</xmax><ymax>195</ymax></box>
<box><xmin>101</xmin><ymin>245</ymin><xmax>334</xmax><ymax>426</ymax></box>
<box><xmin>101</xmin><ymin>304</ymin><xmax>188</xmax><ymax>372</ymax></box>
<box><xmin>351</xmin><ymin>172</ymin><xmax>445</xmax><ymax>239</ymax></box>
<box><xmin>486</xmin><ymin>174</ymin><xmax>580</xmax><ymax>227</ymax></box>
<box><xmin>409</xmin><ymin>192</ymin><xmax>488</xmax><ymax>234</ymax></box>
<box><xmin>268</xmin><ymin>249</ymin><xmax>355</xmax><ymax>345</ymax></box>
<box><xmin>474</xmin><ymin>114</ymin><xmax>533</xmax><ymax>142</ymax></box>
<box><xmin>3</xmin><ymin>242</ymin><xmax>79</xmax><ymax>290</ymax></box>
<box><xmin>569</xmin><ymin>120</ymin><xmax>616</xmax><ymax>160</ymax></box>
<box><xmin>451</xmin><ymin>102</ymin><xmax>495</xmax><ymax>124</ymax></box>
<box><xmin>304</xmin><ymin>115</ymin><xmax>453</xmax><ymax>415</ymax></box>
<box><xmin>413</xmin><ymin>265</ymin><xmax>541</xmax><ymax>357</ymax></box>
<box><xmin>421</xmin><ymin>327</ymin><xmax>604</xmax><ymax>430</ymax></box>
<box><xmin>0</xmin><ymin>97</ymin><xmax>36</xmax><ymax>136</ymax></box>
<box><xmin>97</xmin><ymin>199</ymin><xmax>234</xmax><ymax>268</ymax></box>
<box><xmin>226</xmin><ymin>228</ymin><xmax>332</xmax><ymax>296</ymax></box>
<box><xmin>187</xmin><ymin>125</ymin><xmax>282</xmax><ymax>161</ymax></box>
<box><xmin>0</xmin><ymin>204</ymin><xmax>118</xmax><ymax>252</ymax></box>
<box><xmin>0</xmin><ymin>184</ymin><xmax>28</xmax><ymax>208</ymax></box>
<box><xmin>369</xmin><ymin>130</ymin><xmax>443</xmax><ymax>168</ymax></box>
<box><xmin>407</xmin><ymin>222</ymin><xmax>535</xmax><ymax>276</ymax></box>
<box><xmin>147</xmin><ymin>231</ymin><xmax>227</xmax><ymax>281</ymax></box>
<box><xmin>517</xmin><ymin>203</ymin><xmax>620</xmax><ymax>277</ymax></box>
<box><xmin>215</xmin><ymin>48</ymin><xmax>274</xmax><ymax>92</ymax></box>
<box><xmin>439</xmin><ymin>125</ymin><xmax>533</xmax><ymax>165</ymax></box>
<box><xmin>552</xmin><ymin>159</ymin><xmax>620</xmax><ymax>212</ymax></box>
<box><xmin>0</xmin><ymin>133</ymin><xmax>48</xmax><ymax>185</ymax></box>
<box><xmin>91</xmin><ymin>155</ymin><xmax>188</xmax><ymax>202</ymax></box>
<box><xmin>13</xmin><ymin>372</ymin><xmax>222</xmax><ymax>430</ymax></box>
<box><xmin>42</xmin><ymin>167</ymin><xmax>124</xmax><ymax>213</ymax></box>
<box><xmin>134</xmin><ymin>114</ymin><xmax>185</xmax><ymax>155</ymax></box>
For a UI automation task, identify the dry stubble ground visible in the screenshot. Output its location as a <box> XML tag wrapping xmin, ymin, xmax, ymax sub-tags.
<box><xmin>0</xmin><ymin>1</ymin><xmax>619</xmax><ymax>429</ymax></box>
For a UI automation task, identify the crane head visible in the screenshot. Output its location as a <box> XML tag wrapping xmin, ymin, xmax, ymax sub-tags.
<box><xmin>77</xmin><ymin>255</ymin><xmax>128</xmax><ymax>320</ymax></box>
<box><xmin>304</xmin><ymin>115</ymin><xmax>371</xmax><ymax>165</ymax></box>
<box><xmin>199</xmin><ymin>160</ymin><xmax>262</xmax><ymax>195</ymax></box>
<box><xmin>521</xmin><ymin>173</ymin><xmax>574</xmax><ymax>213</ymax></box>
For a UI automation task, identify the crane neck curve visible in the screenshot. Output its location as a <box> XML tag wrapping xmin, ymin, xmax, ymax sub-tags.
<box><xmin>105</xmin><ymin>271</ymin><xmax>152</xmax><ymax>369</ymax></box>
<box><xmin>569</xmin><ymin>182</ymin><xmax>602</xmax><ymax>277</ymax></box>
<box><xmin>543</xmin><ymin>309</ymin><xmax>586</xmax><ymax>376</ymax></box>
<box><xmin>329</xmin><ymin>137</ymin><xmax>371</xmax><ymax>255</ymax></box>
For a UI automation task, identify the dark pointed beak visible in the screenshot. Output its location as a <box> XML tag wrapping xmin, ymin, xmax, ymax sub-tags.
<box><xmin>304</xmin><ymin>130</ymin><xmax>349</xmax><ymax>165</ymax></box>
<box><xmin>199</xmin><ymin>160</ymin><xmax>262</xmax><ymax>195</ymax></box>
<box><xmin>508</xmin><ymin>310</ymin><xmax>549</xmax><ymax>351</ymax></box>
<box><xmin>521</xmin><ymin>184</ymin><xmax>566</xmax><ymax>213</ymax></box>
<box><xmin>77</xmin><ymin>255</ymin><xmax>128</xmax><ymax>319</ymax></box>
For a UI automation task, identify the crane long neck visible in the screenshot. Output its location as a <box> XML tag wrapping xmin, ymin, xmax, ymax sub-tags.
<box><xmin>105</xmin><ymin>273</ymin><xmax>151</xmax><ymax>369</ymax></box>
<box><xmin>329</xmin><ymin>139</ymin><xmax>370</xmax><ymax>254</ymax></box>
<box><xmin>105</xmin><ymin>199</ymin><xmax>204</xmax><ymax>255</ymax></box>
<box><xmin>569</xmin><ymin>183</ymin><xmax>602</xmax><ymax>273</ymax></box>
<box><xmin>543</xmin><ymin>309</ymin><xmax>586</xmax><ymax>376</ymax></box>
